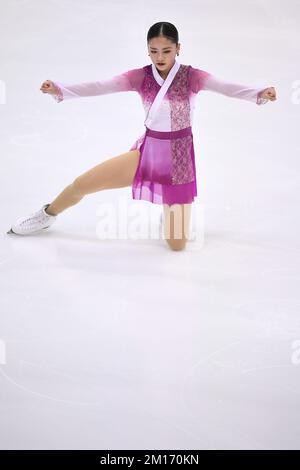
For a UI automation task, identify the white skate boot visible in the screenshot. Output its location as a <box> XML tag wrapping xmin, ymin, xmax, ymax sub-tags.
<box><xmin>7</xmin><ymin>203</ymin><xmax>57</xmax><ymax>235</ymax></box>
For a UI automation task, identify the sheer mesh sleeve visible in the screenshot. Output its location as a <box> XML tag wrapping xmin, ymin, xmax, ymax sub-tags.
<box><xmin>50</xmin><ymin>68</ymin><xmax>144</xmax><ymax>103</ymax></box>
<box><xmin>189</xmin><ymin>66</ymin><xmax>269</xmax><ymax>105</ymax></box>
<box><xmin>202</xmin><ymin>73</ymin><xmax>269</xmax><ymax>105</ymax></box>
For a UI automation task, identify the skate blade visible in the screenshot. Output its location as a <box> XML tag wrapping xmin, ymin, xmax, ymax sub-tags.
<box><xmin>7</xmin><ymin>226</ymin><xmax>50</xmax><ymax>235</ymax></box>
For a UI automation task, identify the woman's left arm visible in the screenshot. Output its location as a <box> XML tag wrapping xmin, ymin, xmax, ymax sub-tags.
<box><xmin>194</xmin><ymin>70</ymin><xmax>277</xmax><ymax>105</ymax></box>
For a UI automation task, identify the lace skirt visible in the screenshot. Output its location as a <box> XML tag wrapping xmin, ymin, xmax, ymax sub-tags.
<box><xmin>129</xmin><ymin>126</ymin><xmax>197</xmax><ymax>205</ymax></box>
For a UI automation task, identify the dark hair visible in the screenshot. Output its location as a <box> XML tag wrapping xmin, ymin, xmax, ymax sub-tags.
<box><xmin>147</xmin><ymin>22</ymin><xmax>179</xmax><ymax>45</ymax></box>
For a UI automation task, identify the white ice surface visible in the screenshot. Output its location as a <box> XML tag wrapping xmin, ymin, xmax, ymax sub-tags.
<box><xmin>0</xmin><ymin>0</ymin><xmax>299</xmax><ymax>450</ymax></box>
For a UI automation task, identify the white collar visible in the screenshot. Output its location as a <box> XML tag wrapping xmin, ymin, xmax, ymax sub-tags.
<box><xmin>151</xmin><ymin>60</ymin><xmax>180</xmax><ymax>86</ymax></box>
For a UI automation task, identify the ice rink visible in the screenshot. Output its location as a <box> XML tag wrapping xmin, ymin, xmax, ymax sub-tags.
<box><xmin>0</xmin><ymin>0</ymin><xmax>299</xmax><ymax>450</ymax></box>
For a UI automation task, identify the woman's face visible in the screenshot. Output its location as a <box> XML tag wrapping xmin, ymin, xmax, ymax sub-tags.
<box><xmin>148</xmin><ymin>36</ymin><xmax>180</xmax><ymax>76</ymax></box>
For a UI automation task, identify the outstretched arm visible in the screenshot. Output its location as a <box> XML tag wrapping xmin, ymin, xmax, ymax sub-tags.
<box><xmin>203</xmin><ymin>73</ymin><xmax>276</xmax><ymax>105</ymax></box>
<box><xmin>190</xmin><ymin>67</ymin><xmax>277</xmax><ymax>105</ymax></box>
<box><xmin>40</xmin><ymin>68</ymin><xmax>143</xmax><ymax>103</ymax></box>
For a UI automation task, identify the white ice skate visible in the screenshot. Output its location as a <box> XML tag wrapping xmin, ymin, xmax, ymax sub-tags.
<box><xmin>7</xmin><ymin>203</ymin><xmax>57</xmax><ymax>235</ymax></box>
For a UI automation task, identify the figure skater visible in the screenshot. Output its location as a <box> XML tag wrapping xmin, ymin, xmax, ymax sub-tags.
<box><xmin>7</xmin><ymin>22</ymin><xmax>277</xmax><ymax>251</ymax></box>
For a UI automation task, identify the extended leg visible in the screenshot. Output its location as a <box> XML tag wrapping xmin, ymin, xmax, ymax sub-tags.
<box><xmin>46</xmin><ymin>149</ymin><xmax>140</xmax><ymax>215</ymax></box>
<box><xmin>163</xmin><ymin>203</ymin><xmax>192</xmax><ymax>251</ymax></box>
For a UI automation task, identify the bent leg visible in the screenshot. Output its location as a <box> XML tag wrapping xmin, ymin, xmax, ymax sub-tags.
<box><xmin>46</xmin><ymin>149</ymin><xmax>140</xmax><ymax>215</ymax></box>
<box><xmin>163</xmin><ymin>203</ymin><xmax>192</xmax><ymax>251</ymax></box>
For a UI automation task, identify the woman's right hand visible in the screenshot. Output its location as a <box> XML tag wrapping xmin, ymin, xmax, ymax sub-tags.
<box><xmin>40</xmin><ymin>80</ymin><xmax>57</xmax><ymax>95</ymax></box>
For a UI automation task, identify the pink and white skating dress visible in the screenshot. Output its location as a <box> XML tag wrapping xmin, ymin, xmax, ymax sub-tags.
<box><xmin>51</xmin><ymin>61</ymin><xmax>269</xmax><ymax>205</ymax></box>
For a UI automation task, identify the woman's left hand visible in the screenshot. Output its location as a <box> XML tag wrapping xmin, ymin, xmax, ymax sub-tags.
<box><xmin>259</xmin><ymin>87</ymin><xmax>277</xmax><ymax>101</ymax></box>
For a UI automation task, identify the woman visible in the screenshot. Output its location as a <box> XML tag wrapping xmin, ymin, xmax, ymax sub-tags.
<box><xmin>7</xmin><ymin>22</ymin><xmax>277</xmax><ymax>251</ymax></box>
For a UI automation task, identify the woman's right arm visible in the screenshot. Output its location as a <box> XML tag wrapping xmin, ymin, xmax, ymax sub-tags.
<box><xmin>40</xmin><ymin>68</ymin><xmax>143</xmax><ymax>103</ymax></box>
